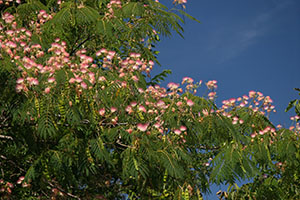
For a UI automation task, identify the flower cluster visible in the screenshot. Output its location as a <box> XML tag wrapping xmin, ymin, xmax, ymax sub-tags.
<box><xmin>0</xmin><ymin>0</ymin><xmax>21</xmax><ymax>6</ymax></box>
<box><xmin>220</xmin><ymin>90</ymin><xmax>276</xmax><ymax>115</ymax></box>
<box><xmin>105</xmin><ymin>0</ymin><xmax>122</xmax><ymax>18</ymax></box>
<box><xmin>30</xmin><ymin>10</ymin><xmax>53</xmax><ymax>34</ymax></box>
<box><xmin>0</xmin><ymin>176</ymin><xmax>29</xmax><ymax>196</ymax></box>
<box><xmin>0</xmin><ymin>179</ymin><xmax>13</xmax><ymax>194</ymax></box>
<box><xmin>173</xmin><ymin>0</ymin><xmax>187</xmax><ymax>5</ymax></box>
<box><xmin>1</xmin><ymin>10</ymin><xmax>298</xmax><ymax>150</ymax></box>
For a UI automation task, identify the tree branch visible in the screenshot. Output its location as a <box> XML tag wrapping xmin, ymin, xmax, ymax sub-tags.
<box><xmin>0</xmin><ymin>135</ymin><xmax>13</xmax><ymax>140</ymax></box>
<box><xmin>48</xmin><ymin>181</ymin><xmax>81</xmax><ymax>200</ymax></box>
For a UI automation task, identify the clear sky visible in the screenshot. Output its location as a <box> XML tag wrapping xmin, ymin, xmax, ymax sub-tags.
<box><xmin>152</xmin><ymin>0</ymin><xmax>300</xmax><ymax>199</ymax></box>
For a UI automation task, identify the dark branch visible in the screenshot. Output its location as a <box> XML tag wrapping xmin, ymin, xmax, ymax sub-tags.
<box><xmin>0</xmin><ymin>135</ymin><xmax>13</xmax><ymax>140</ymax></box>
<box><xmin>48</xmin><ymin>181</ymin><xmax>81</xmax><ymax>200</ymax></box>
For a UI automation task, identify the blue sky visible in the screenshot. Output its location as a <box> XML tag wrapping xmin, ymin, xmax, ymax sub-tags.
<box><xmin>154</xmin><ymin>0</ymin><xmax>300</xmax><ymax>126</ymax></box>
<box><xmin>152</xmin><ymin>0</ymin><xmax>300</xmax><ymax>198</ymax></box>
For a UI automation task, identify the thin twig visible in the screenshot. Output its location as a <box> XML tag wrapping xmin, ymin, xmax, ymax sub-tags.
<box><xmin>116</xmin><ymin>140</ymin><xmax>134</xmax><ymax>149</ymax></box>
<box><xmin>48</xmin><ymin>181</ymin><xmax>81</xmax><ymax>200</ymax></box>
<box><xmin>0</xmin><ymin>135</ymin><xmax>13</xmax><ymax>140</ymax></box>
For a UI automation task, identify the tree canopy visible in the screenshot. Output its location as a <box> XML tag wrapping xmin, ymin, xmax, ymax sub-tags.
<box><xmin>0</xmin><ymin>0</ymin><xmax>299</xmax><ymax>199</ymax></box>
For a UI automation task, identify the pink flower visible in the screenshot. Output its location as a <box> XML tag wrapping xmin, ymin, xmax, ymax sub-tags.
<box><xmin>17</xmin><ymin>176</ymin><xmax>25</xmax><ymax>184</ymax></box>
<box><xmin>154</xmin><ymin>123</ymin><xmax>161</xmax><ymax>129</ymax></box>
<box><xmin>132</xmin><ymin>75</ymin><xmax>139</xmax><ymax>82</ymax></box>
<box><xmin>130</xmin><ymin>101</ymin><xmax>137</xmax><ymax>107</ymax></box>
<box><xmin>125</xmin><ymin>105</ymin><xmax>133</xmax><ymax>114</ymax></box>
<box><xmin>174</xmin><ymin>129</ymin><xmax>181</xmax><ymax>135</ymax></box>
<box><xmin>44</xmin><ymin>87</ymin><xmax>51</xmax><ymax>94</ymax></box>
<box><xmin>16</xmin><ymin>78</ymin><xmax>24</xmax><ymax>84</ymax></box>
<box><xmin>182</xmin><ymin>77</ymin><xmax>194</xmax><ymax>84</ymax></box>
<box><xmin>156</xmin><ymin>100</ymin><xmax>165</xmax><ymax>108</ymax></box>
<box><xmin>176</xmin><ymin>101</ymin><xmax>183</xmax><ymax>106</ymax></box>
<box><xmin>202</xmin><ymin>109</ymin><xmax>209</xmax><ymax>116</ymax></box>
<box><xmin>81</xmin><ymin>82</ymin><xmax>87</xmax><ymax>89</ymax></box>
<box><xmin>75</xmin><ymin>77</ymin><xmax>83</xmax><ymax>83</ymax></box>
<box><xmin>31</xmin><ymin>78</ymin><xmax>39</xmax><ymax>86</ymax></box>
<box><xmin>110</xmin><ymin>107</ymin><xmax>117</xmax><ymax>113</ymax></box>
<box><xmin>186</xmin><ymin>99</ymin><xmax>194</xmax><ymax>107</ymax></box>
<box><xmin>149</xmin><ymin>60</ymin><xmax>154</xmax><ymax>66</ymax></box>
<box><xmin>138</xmin><ymin>105</ymin><xmax>146</xmax><ymax>113</ymax></box>
<box><xmin>180</xmin><ymin>126</ymin><xmax>187</xmax><ymax>131</ymax></box>
<box><xmin>108</xmin><ymin>51</ymin><xmax>116</xmax><ymax>57</ymax></box>
<box><xmin>239</xmin><ymin>102</ymin><xmax>246</xmax><ymax>107</ymax></box>
<box><xmin>137</xmin><ymin>123</ymin><xmax>149</xmax><ymax>132</ymax></box>
<box><xmin>69</xmin><ymin>78</ymin><xmax>75</xmax><ymax>84</ymax></box>
<box><xmin>126</xmin><ymin>128</ymin><xmax>133</xmax><ymax>134</ymax></box>
<box><xmin>98</xmin><ymin>76</ymin><xmax>106</xmax><ymax>82</ymax></box>
<box><xmin>206</xmin><ymin>80</ymin><xmax>217</xmax><ymax>89</ymax></box>
<box><xmin>208</xmin><ymin>92</ymin><xmax>216</xmax><ymax>100</ymax></box>
<box><xmin>98</xmin><ymin>108</ymin><xmax>105</xmax><ymax>116</ymax></box>
<box><xmin>100</xmin><ymin>48</ymin><xmax>107</xmax><ymax>54</ymax></box>
<box><xmin>249</xmin><ymin>91</ymin><xmax>256</xmax><ymax>98</ymax></box>
<box><xmin>167</xmin><ymin>82</ymin><xmax>179</xmax><ymax>90</ymax></box>
<box><xmin>16</xmin><ymin>84</ymin><xmax>23</xmax><ymax>92</ymax></box>
<box><xmin>48</xmin><ymin>77</ymin><xmax>56</xmax><ymax>83</ymax></box>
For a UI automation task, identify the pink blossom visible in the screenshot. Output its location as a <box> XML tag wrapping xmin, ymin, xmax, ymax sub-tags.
<box><xmin>182</xmin><ymin>77</ymin><xmax>194</xmax><ymax>84</ymax></box>
<box><xmin>154</xmin><ymin>123</ymin><xmax>161</xmax><ymax>129</ymax></box>
<box><xmin>156</xmin><ymin>100</ymin><xmax>165</xmax><ymax>108</ymax></box>
<box><xmin>250</xmin><ymin>133</ymin><xmax>256</xmax><ymax>138</ymax></box>
<box><xmin>16</xmin><ymin>78</ymin><xmax>24</xmax><ymax>84</ymax></box>
<box><xmin>176</xmin><ymin>101</ymin><xmax>182</xmax><ymax>106</ymax></box>
<box><xmin>208</xmin><ymin>92</ymin><xmax>216</xmax><ymax>100</ymax></box>
<box><xmin>186</xmin><ymin>99</ymin><xmax>194</xmax><ymax>107</ymax></box>
<box><xmin>206</xmin><ymin>80</ymin><xmax>217</xmax><ymax>89</ymax></box>
<box><xmin>249</xmin><ymin>91</ymin><xmax>256</xmax><ymax>98</ymax></box>
<box><xmin>17</xmin><ymin>176</ymin><xmax>25</xmax><ymax>184</ymax></box>
<box><xmin>44</xmin><ymin>87</ymin><xmax>51</xmax><ymax>94</ymax></box>
<box><xmin>137</xmin><ymin>123</ymin><xmax>149</xmax><ymax>132</ymax></box>
<box><xmin>16</xmin><ymin>84</ymin><xmax>23</xmax><ymax>92</ymax></box>
<box><xmin>48</xmin><ymin>77</ymin><xmax>56</xmax><ymax>83</ymax></box>
<box><xmin>126</xmin><ymin>128</ymin><xmax>133</xmax><ymax>134</ymax></box>
<box><xmin>100</xmin><ymin>48</ymin><xmax>107</xmax><ymax>54</ymax></box>
<box><xmin>132</xmin><ymin>75</ymin><xmax>139</xmax><ymax>82</ymax></box>
<box><xmin>81</xmin><ymin>82</ymin><xmax>87</xmax><ymax>89</ymax></box>
<box><xmin>180</xmin><ymin>126</ymin><xmax>187</xmax><ymax>131</ymax></box>
<box><xmin>202</xmin><ymin>109</ymin><xmax>209</xmax><ymax>116</ymax></box>
<box><xmin>98</xmin><ymin>108</ymin><xmax>105</xmax><ymax>116</ymax></box>
<box><xmin>167</xmin><ymin>82</ymin><xmax>179</xmax><ymax>90</ymax></box>
<box><xmin>69</xmin><ymin>78</ymin><xmax>76</xmax><ymax>84</ymax></box>
<box><xmin>174</xmin><ymin>129</ymin><xmax>181</xmax><ymax>135</ymax></box>
<box><xmin>98</xmin><ymin>76</ymin><xmax>106</xmax><ymax>82</ymax></box>
<box><xmin>75</xmin><ymin>77</ymin><xmax>83</xmax><ymax>83</ymax></box>
<box><xmin>130</xmin><ymin>101</ymin><xmax>137</xmax><ymax>107</ymax></box>
<box><xmin>110</xmin><ymin>107</ymin><xmax>117</xmax><ymax>113</ymax></box>
<box><xmin>125</xmin><ymin>106</ymin><xmax>133</xmax><ymax>114</ymax></box>
<box><xmin>138</xmin><ymin>105</ymin><xmax>146</xmax><ymax>113</ymax></box>
<box><xmin>138</xmin><ymin>88</ymin><xmax>144</xmax><ymax>93</ymax></box>
<box><xmin>30</xmin><ymin>78</ymin><xmax>39</xmax><ymax>85</ymax></box>
<box><xmin>149</xmin><ymin>60</ymin><xmax>154</xmax><ymax>66</ymax></box>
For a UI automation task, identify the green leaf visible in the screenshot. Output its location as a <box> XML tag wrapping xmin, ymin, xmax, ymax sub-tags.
<box><xmin>285</xmin><ymin>99</ymin><xmax>297</xmax><ymax>112</ymax></box>
<box><xmin>122</xmin><ymin>2</ymin><xmax>145</xmax><ymax>18</ymax></box>
<box><xmin>96</xmin><ymin>19</ymin><xmax>113</xmax><ymax>37</ymax></box>
<box><xmin>177</xmin><ymin>9</ymin><xmax>201</xmax><ymax>23</ymax></box>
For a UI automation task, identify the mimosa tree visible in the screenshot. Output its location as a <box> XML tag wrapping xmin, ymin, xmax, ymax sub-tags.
<box><xmin>0</xmin><ymin>0</ymin><xmax>299</xmax><ymax>199</ymax></box>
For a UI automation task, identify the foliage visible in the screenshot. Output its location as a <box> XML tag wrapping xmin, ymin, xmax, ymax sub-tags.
<box><xmin>286</xmin><ymin>88</ymin><xmax>300</xmax><ymax>116</ymax></box>
<box><xmin>0</xmin><ymin>0</ymin><xmax>299</xmax><ymax>199</ymax></box>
